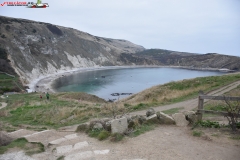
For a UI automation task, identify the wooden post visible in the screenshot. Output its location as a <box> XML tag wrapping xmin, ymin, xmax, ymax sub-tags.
<box><xmin>197</xmin><ymin>90</ymin><xmax>204</xmax><ymax>121</ymax></box>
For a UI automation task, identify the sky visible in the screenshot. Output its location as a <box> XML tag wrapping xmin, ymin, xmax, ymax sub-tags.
<box><xmin>0</xmin><ymin>0</ymin><xmax>240</xmax><ymax>56</ymax></box>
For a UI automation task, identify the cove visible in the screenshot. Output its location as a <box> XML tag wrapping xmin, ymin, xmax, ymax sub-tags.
<box><xmin>52</xmin><ymin>67</ymin><xmax>225</xmax><ymax>100</ymax></box>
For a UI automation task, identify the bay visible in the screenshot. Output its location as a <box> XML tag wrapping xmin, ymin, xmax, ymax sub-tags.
<box><xmin>52</xmin><ymin>67</ymin><xmax>225</xmax><ymax>100</ymax></box>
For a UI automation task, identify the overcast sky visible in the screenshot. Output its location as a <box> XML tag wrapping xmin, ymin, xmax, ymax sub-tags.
<box><xmin>1</xmin><ymin>0</ymin><xmax>240</xmax><ymax>56</ymax></box>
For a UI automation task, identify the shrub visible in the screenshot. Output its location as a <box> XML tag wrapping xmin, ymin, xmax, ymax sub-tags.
<box><xmin>97</xmin><ymin>130</ymin><xmax>110</xmax><ymax>140</ymax></box>
<box><xmin>5</xmin><ymin>25</ymin><xmax>10</xmax><ymax>31</ymax></box>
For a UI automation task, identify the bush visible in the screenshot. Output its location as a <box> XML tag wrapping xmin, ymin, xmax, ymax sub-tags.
<box><xmin>5</xmin><ymin>25</ymin><xmax>10</xmax><ymax>31</ymax></box>
<box><xmin>97</xmin><ymin>130</ymin><xmax>110</xmax><ymax>140</ymax></box>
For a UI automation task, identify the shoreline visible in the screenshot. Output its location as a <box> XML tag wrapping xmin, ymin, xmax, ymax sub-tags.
<box><xmin>30</xmin><ymin>65</ymin><xmax>236</xmax><ymax>93</ymax></box>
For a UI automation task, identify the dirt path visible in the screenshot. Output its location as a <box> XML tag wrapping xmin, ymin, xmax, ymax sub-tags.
<box><xmin>0</xmin><ymin>95</ymin><xmax>7</xmax><ymax>110</ymax></box>
<box><xmin>130</xmin><ymin>80</ymin><xmax>240</xmax><ymax>116</ymax></box>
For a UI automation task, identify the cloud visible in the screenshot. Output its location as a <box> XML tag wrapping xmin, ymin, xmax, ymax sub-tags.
<box><xmin>0</xmin><ymin>0</ymin><xmax>239</xmax><ymax>56</ymax></box>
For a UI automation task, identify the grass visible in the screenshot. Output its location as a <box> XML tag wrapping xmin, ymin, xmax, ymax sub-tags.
<box><xmin>230</xmin><ymin>135</ymin><xmax>240</xmax><ymax>140</ymax></box>
<box><xmin>1</xmin><ymin>73</ymin><xmax>240</xmax><ymax>131</ymax></box>
<box><xmin>162</xmin><ymin>107</ymin><xmax>184</xmax><ymax>115</ymax></box>
<box><xmin>0</xmin><ymin>138</ymin><xmax>44</xmax><ymax>155</ymax></box>
<box><xmin>192</xmin><ymin>130</ymin><xmax>203</xmax><ymax>137</ymax></box>
<box><xmin>121</xmin><ymin>73</ymin><xmax>240</xmax><ymax>111</ymax></box>
<box><xmin>0</xmin><ymin>73</ymin><xmax>23</xmax><ymax>94</ymax></box>
<box><xmin>0</xmin><ymin>92</ymin><xmax>108</xmax><ymax>129</ymax></box>
<box><xmin>130</xmin><ymin>123</ymin><xmax>156</xmax><ymax>137</ymax></box>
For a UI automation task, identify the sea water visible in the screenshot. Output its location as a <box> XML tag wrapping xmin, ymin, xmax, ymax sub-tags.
<box><xmin>52</xmin><ymin>67</ymin><xmax>225</xmax><ymax>100</ymax></box>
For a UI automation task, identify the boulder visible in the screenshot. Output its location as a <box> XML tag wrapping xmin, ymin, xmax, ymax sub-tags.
<box><xmin>184</xmin><ymin>111</ymin><xmax>197</xmax><ymax>124</ymax></box>
<box><xmin>105</xmin><ymin>121</ymin><xmax>111</xmax><ymax>132</ymax></box>
<box><xmin>76</xmin><ymin>123</ymin><xmax>89</xmax><ymax>132</ymax></box>
<box><xmin>156</xmin><ymin>111</ymin><xmax>175</xmax><ymax>124</ymax></box>
<box><xmin>146</xmin><ymin>114</ymin><xmax>159</xmax><ymax>124</ymax></box>
<box><xmin>93</xmin><ymin>122</ymin><xmax>103</xmax><ymax>130</ymax></box>
<box><xmin>146</xmin><ymin>108</ymin><xmax>155</xmax><ymax>117</ymax></box>
<box><xmin>111</xmin><ymin>117</ymin><xmax>128</xmax><ymax>134</ymax></box>
<box><xmin>138</xmin><ymin>115</ymin><xmax>147</xmax><ymax>124</ymax></box>
<box><xmin>172</xmin><ymin>113</ymin><xmax>189</xmax><ymax>127</ymax></box>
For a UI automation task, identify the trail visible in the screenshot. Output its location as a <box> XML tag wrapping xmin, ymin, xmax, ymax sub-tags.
<box><xmin>130</xmin><ymin>80</ymin><xmax>240</xmax><ymax>115</ymax></box>
<box><xmin>0</xmin><ymin>95</ymin><xmax>7</xmax><ymax>110</ymax></box>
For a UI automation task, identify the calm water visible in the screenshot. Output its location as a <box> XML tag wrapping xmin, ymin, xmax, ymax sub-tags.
<box><xmin>52</xmin><ymin>67</ymin><xmax>224</xmax><ymax>100</ymax></box>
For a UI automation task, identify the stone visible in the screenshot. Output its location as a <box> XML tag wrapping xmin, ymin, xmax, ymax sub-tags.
<box><xmin>172</xmin><ymin>113</ymin><xmax>189</xmax><ymax>127</ymax></box>
<box><xmin>105</xmin><ymin>121</ymin><xmax>112</xmax><ymax>131</ymax></box>
<box><xmin>156</xmin><ymin>111</ymin><xmax>175</xmax><ymax>124</ymax></box>
<box><xmin>55</xmin><ymin>145</ymin><xmax>72</xmax><ymax>154</ymax></box>
<box><xmin>111</xmin><ymin>117</ymin><xmax>128</xmax><ymax>134</ymax></box>
<box><xmin>146</xmin><ymin>108</ymin><xmax>155</xmax><ymax>117</ymax></box>
<box><xmin>93</xmin><ymin>149</ymin><xmax>110</xmax><ymax>155</ymax></box>
<box><xmin>73</xmin><ymin>141</ymin><xmax>88</xmax><ymax>150</ymax></box>
<box><xmin>138</xmin><ymin>115</ymin><xmax>147</xmax><ymax>124</ymax></box>
<box><xmin>93</xmin><ymin>122</ymin><xmax>103</xmax><ymax>130</ymax></box>
<box><xmin>65</xmin><ymin>151</ymin><xmax>93</xmax><ymax>160</ymax></box>
<box><xmin>184</xmin><ymin>111</ymin><xmax>197</xmax><ymax>124</ymax></box>
<box><xmin>146</xmin><ymin>114</ymin><xmax>159</xmax><ymax>124</ymax></box>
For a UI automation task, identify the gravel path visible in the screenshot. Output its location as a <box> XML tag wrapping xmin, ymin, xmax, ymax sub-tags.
<box><xmin>130</xmin><ymin>80</ymin><xmax>240</xmax><ymax>116</ymax></box>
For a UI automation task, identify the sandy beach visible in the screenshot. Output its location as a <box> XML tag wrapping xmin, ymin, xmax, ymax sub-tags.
<box><xmin>31</xmin><ymin>65</ymin><xmax>233</xmax><ymax>94</ymax></box>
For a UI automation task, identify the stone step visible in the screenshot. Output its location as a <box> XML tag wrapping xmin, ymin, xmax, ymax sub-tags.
<box><xmin>55</xmin><ymin>141</ymin><xmax>89</xmax><ymax>155</ymax></box>
<box><xmin>24</xmin><ymin>130</ymin><xmax>70</xmax><ymax>146</ymax></box>
<box><xmin>7</xmin><ymin>129</ymin><xmax>37</xmax><ymax>139</ymax></box>
<box><xmin>64</xmin><ymin>149</ymin><xmax>110</xmax><ymax>160</ymax></box>
<box><xmin>49</xmin><ymin>133</ymin><xmax>78</xmax><ymax>145</ymax></box>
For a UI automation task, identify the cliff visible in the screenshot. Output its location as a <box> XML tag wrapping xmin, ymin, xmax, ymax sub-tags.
<box><xmin>0</xmin><ymin>16</ymin><xmax>239</xmax><ymax>87</ymax></box>
<box><xmin>0</xmin><ymin>16</ymin><xmax>145</xmax><ymax>85</ymax></box>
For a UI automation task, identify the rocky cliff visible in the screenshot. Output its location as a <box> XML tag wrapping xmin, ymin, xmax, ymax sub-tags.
<box><xmin>0</xmin><ymin>16</ymin><xmax>145</xmax><ymax>85</ymax></box>
<box><xmin>135</xmin><ymin>49</ymin><xmax>240</xmax><ymax>70</ymax></box>
<box><xmin>0</xmin><ymin>16</ymin><xmax>239</xmax><ymax>87</ymax></box>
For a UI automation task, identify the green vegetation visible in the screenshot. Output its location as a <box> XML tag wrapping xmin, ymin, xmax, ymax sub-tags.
<box><xmin>192</xmin><ymin>130</ymin><xmax>203</xmax><ymax>137</ymax></box>
<box><xmin>0</xmin><ymin>92</ymin><xmax>108</xmax><ymax>129</ymax></box>
<box><xmin>5</xmin><ymin>25</ymin><xmax>10</xmax><ymax>31</ymax></box>
<box><xmin>162</xmin><ymin>107</ymin><xmax>184</xmax><ymax>115</ymax></box>
<box><xmin>194</xmin><ymin>120</ymin><xmax>220</xmax><ymax>128</ymax></box>
<box><xmin>0</xmin><ymin>138</ymin><xmax>44</xmax><ymax>155</ymax></box>
<box><xmin>129</xmin><ymin>123</ymin><xmax>155</xmax><ymax>137</ymax></box>
<box><xmin>97</xmin><ymin>130</ymin><xmax>110</xmax><ymax>140</ymax></box>
<box><xmin>110</xmin><ymin>133</ymin><xmax>124</xmax><ymax>142</ymax></box>
<box><xmin>1</xmin><ymin>73</ymin><xmax>240</xmax><ymax>132</ymax></box>
<box><xmin>230</xmin><ymin>135</ymin><xmax>240</xmax><ymax>140</ymax></box>
<box><xmin>0</xmin><ymin>73</ymin><xmax>23</xmax><ymax>94</ymax></box>
<box><xmin>56</xmin><ymin>156</ymin><xmax>65</xmax><ymax>160</ymax></box>
<box><xmin>122</xmin><ymin>73</ymin><xmax>240</xmax><ymax>111</ymax></box>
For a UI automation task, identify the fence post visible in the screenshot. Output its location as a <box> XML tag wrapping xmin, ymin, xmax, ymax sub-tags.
<box><xmin>197</xmin><ymin>90</ymin><xmax>204</xmax><ymax>121</ymax></box>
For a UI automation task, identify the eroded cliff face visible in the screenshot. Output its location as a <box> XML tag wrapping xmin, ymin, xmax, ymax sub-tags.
<box><xmin>0</xmin><ymin>16</ymin><xmax>145</xmax><ymax>85</ymax></box>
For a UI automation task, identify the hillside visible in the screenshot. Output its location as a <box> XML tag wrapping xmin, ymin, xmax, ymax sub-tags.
<box><xmin>0</xmin><ymin>16</ymin><xmax>239</xmax><ymax>88</ymax></box>
<box><xmin>135</xmin><ymin>49</ymin><xmax>240</xmax><ymax>70</ymax></box>
<box><xmin>0</xmin><ymin>16</ymin><xmax>145</xmax><ymax>85</ymax></box>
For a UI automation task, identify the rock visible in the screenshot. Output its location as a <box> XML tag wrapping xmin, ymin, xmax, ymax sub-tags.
<box><xmin>172</xmin><ymin>113</ymin><xmax>189</xmax><ymax>127</ymax></box>
<box><xmin>184</xmin><ymin>111</ymin><xmax>197</xmax><ymax>124</ymax></box>
<box><xmin>156</xmin><ymin>111</ymin><xmax>175</xmax><ymax>124</ymax></box>
<box><xmin>111</xmin><ymin>117</ymin><xmax>128</xmax><ymax>134</ymax></box>
<box><xmin>105</xmin><ymin>121</ymin><xmax>111</xmax><ymax>132</ymax></box>
<box><xmin>138</xmin><ymin>115</ymin><xmax>147</xmax><ymax>124</ymax></box>
<box><xmin>146</xmin><ymin>114</ymin><xmax>159</xmax><ymax>124</ymax></box>
<box><xmin>146</xmin><ymin>108</ymin><xmax>155</xmax><ymax>117</ymax></box>
<box><xmin>93</xmin><ymin>122</ymin><xmax>103</xmax><ymax>130</ymax></box>
<box><xmin>76</xmin><ymin>123</ymin><xmax>89</xmax><ymax>132</ymax></box>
